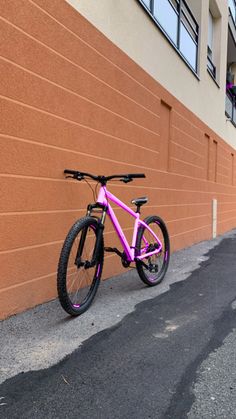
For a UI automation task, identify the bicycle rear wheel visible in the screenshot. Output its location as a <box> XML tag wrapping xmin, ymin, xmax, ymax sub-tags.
<box><xmin>57</xmin><ymin>216</ymin><xmax>104</xmax><ymax>316</ymax></box>
<box><xmin>135</xmin><ymin>215</ymin><xmax>170</xmax><ymax>286</ymax></box>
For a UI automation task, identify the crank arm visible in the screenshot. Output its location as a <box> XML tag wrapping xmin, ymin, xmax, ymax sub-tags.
<box><xmin>135</xmin><ymin>259</ymin><xmax>149</xmax><ymax>270</ymax></box>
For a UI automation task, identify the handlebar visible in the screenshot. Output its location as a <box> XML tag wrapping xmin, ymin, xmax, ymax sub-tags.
<box><xmin>64</xmin><ymin>169</ymin><xmax>146</xmax><ymax>184</ymax></box>
<box><xmin>64</xmin><ymin>169</ymin><xmax>98</xmax><ymax>181</ymax></box>
<box><xmin>123</xmin><ymin>174</ymin><xmax>146</xmax><ymax>179</ymax></box>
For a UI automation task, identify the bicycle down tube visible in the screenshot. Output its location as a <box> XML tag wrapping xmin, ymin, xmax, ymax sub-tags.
<box><xmin>97</xmin><ymin>186</ymin><xmax>163</xmax><ymax>262</ymax></box>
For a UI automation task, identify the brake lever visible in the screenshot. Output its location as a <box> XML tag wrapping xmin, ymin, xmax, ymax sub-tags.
<box><xmin>65</xmin><ymin>174</ymin><xmax>83</xmax><ymax>181</ymax></box>
<box><xmin>121</xmin><ymin>177</ymin><xmax>133</xmax><ymax>184</ymax></box>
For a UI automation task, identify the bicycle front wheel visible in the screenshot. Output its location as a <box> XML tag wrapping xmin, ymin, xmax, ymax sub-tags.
<box><xmin>57</xmin><ymin>216</ymin><xmax>104</xmax><ymax>316</ymax></box>
<box><xmin>135</xmin><ymin>215</ymin><xmax>170</xmax><ymax>286</ymax></box>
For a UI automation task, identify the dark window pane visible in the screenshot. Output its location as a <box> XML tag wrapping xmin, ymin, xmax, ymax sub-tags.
<box><xmin>182</xmin><ymin>2</ymin><xmax>198</xmax><ymax>34</ymax></box>
<box><xmin>226</xmin><ymin>93</ymin><xmax>233</xmax><ymax>118</ymax></box>
<box><xmin>169</xmin><ymin>0</ymin><xmax>179</xmax><ymax>8</ymax></box>
<box><xmin>207</xmin><ymin>55</ymin><xmax>216</xmax><ymax>78</ymax></box>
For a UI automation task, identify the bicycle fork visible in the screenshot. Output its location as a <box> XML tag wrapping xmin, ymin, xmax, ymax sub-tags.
<box><xmin>75</xmin><ymin>204</ymin><xmax>107</xmax><ymax>269</ymax></box>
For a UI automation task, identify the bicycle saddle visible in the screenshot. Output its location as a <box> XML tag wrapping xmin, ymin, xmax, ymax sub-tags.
<box><xmin>131</xmin><ymin>197</ymin><xmax>148</xmax><ymax>207</ymax></box>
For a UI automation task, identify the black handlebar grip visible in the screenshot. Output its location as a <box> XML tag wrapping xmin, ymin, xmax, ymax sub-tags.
<box><xmin>64</xmin><ymin>169</ymin><xmax>80</xmax><ymax>175</ymax></box>
<box><xmin>128</xmin><ymin>173</ymin><xmax>146</xmax><ymax>178</ymax></box>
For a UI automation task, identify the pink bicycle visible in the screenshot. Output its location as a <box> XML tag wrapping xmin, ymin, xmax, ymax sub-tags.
<box><xmin>57</xmin><ymin>170</ymin><xmax>170</xmax><ymax>316</ymax></box>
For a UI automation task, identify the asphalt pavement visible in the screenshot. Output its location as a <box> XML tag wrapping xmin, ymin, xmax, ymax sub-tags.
<box><xmin>1</xmin><ymin>230</ymin><xmax>236</xmax><ymax>418</ymax></box>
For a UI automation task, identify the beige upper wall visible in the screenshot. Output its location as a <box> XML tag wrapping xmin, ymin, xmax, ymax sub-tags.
<box><xmin>66</xmin><ymin>0</ymin><xmax>236</xmax><ymax>149</ymax></box>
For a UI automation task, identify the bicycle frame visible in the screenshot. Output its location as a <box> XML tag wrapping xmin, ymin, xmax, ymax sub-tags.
<box><xmin>96</xmin><ymin>185</ymin><xmax>163</xmax><ymax>262</ymax></box>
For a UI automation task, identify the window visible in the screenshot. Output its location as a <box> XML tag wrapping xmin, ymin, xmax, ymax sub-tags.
<box><xmin>208</xmin><ymin>11</ymin><xmax>213</xmax><ymax>58</ymax></box>
<box><xmin>142</xmin><ymin>0</ymin><xmax>151</xmax><ymax>9</ymax></box>
<box><xmin>153</xmin><ymin>0</ymin><xmax>178</xmax><ymax>44</ymax></box>
<box><xmin>138</xmin><ymin>0</ymin><xmax>199</xmax><ymax>73</ymax></box>
<box><xmin>207</xmin><ymin>11</ymin><xmax>216</xmax><ymax>78</ymax></box>
<box><xmin>229</xmin><ymin>0</ymin><xmax>236</xmax><ymax>24</ymax></box>
<box><xmin>180</xmin><ymin>2</ymin><xmax>198</xmax><ymax>70</ymax></box>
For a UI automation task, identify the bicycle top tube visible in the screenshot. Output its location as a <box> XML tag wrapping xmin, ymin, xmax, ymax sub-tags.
<box><xmin>64</xmin><ymin>169</ymin><xmax>146</xmax><ymax>185</ymax></box>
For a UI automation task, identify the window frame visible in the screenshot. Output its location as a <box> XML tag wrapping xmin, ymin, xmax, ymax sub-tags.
<box><xmin>207</xmin><ymin>10</ymin><xmax>217</xmax><ymax>80</ymax></box>
<box><xmin>229</xmin><ymin>0</ymin><xmax>236</xmax><ymax>27</ymax></box>
<box><xmin>137</xmin><ymin>0</ymin><xmax>199</xmax><ymax>77</ymax></box>
<box><xmin>226</xmin><ymin>89</ymin><xmax>236</xmax><ymax>127</ymax></box>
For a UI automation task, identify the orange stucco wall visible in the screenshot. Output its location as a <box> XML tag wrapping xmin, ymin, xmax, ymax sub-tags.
<box><xmin>0</xmin><ymin>0</ymin><xmax>236</xmax><ymax>319</ymax></box>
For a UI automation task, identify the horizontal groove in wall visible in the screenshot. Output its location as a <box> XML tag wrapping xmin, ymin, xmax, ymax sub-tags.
<box><xmin>0</xmin><ymin>201</ymin><xmax>213</xmax><ymax>217</ymax></box>
<box><xmin>0</xmin><ymin>210</ymin><xmax>215</xmax><ymax>255</ymax></box>
<box><xmin>217</xmin><ymin>164</ymin><xmax>230</xmax><ymax>174</ymax></box>
<box><xmin>0</xmin><ymin>202</ymin><xmax>213</xmax><ymax>217</ymax></box>
<box><xmin>0</xmin><ymin>132</ymin><xmax>159</xmax><ymax>157</ymax></box>
<box><xmin>170</xmin><ymin>223</ymin><xmax>212</xmax><ymax>238</ymax></box>
<box><xmin>0</xmin><ymin>135</ymin><xmax>159</xmax><ymax>175</ymax></box>
<box><xmin>0</xmin><ymin>7</ymin><xmax>161</xmax><ymax>112</ymax></box>
<box><xmin>218</xmin><ymin>172</ymin><xmax>229</xmax><ymax>179</ymax></box>
<box><xmin>219</xmin><ymin>202</ymin><xmax>236</xmax><ymax>207</ymax></box>
<box><xmin>172</xmin><ymin>110</ymin><xmax>204</xmax><ymax>137</ymax></box>
<box><xmin>218</xmin><ymin>142</ymin><xmax>233</xmax><ymax>154</ymax></box>
<box><xmin>0</xmin><ymin>94</ymin><xmax>159</xmax><ymax>149</ymax></box>
<box><xmin>218</xmin><ymin>209</ymin><xmax>236</xmax><ymax>215</ymax></box>
<box><xmin>171</xmin><ymin>148</ymin><xmax>205</xmax><ymax>171</ymax></box>
<box><xmin>166</xmin><ymin>213</ymin><xmax>211</xmax><ymax>223</ymax></box>
<box><xmin>218</xmin><ymin>216</ymin><xmax>236</xmax><ymax>224</ymax></box>
<box><xmin>0</xmin><ymin>63</ymin><xmax>160</xmax><ymax>146</ymax></box>
<box><xmin>0</xmin><ymin>271</ymin><xmax>56</xmax><ymax>293</ymax></box>
<box><xmin>0</xmin><ymin>226</ymin><xmax>134</xmax><ymax>255</ymax></box>
<box><xmin>170</xmin><ymin>157</ymin><xmax>205</xmax><ymax>171</ymax></box>
<box><xmin>0</xmin><ymin>17</ymin><xmax>160</xmax><ymax>122</ymax></box>
<box><xmin>171</xmin><ymin>140</ymin><xmax>204</xmax><ymax>160</ymax></box>
<box><xmin>157</xmin><ymin>202</ymin><xmax>211</xmax><ymax>207</ymax></box>
<box><xmin>218</xmin><ymin>152</ymin><xmax>231</xmax><ymax>164</ymax></box>
<box><xmin>217</xmin><ymin>167</ymin><xmax>229</xmax><ymax>176</ymax></box>
<box><xmin>0</xmin><ymin>116</ymin><xmax>160</xmax><ymax>163</ymax></box>
<box><xmin>1</xmin><ymin>173</ymin><xmax>236</xmax><ymax>195</ymax></box>
<box><xmin>0</xmin><ymin>251</ymin><xmax>116</xmax><ymax>294</ymax></box>
<box><xmin>29</xmin><ymin>0</ymin><xmax>161</xmax><ymax>101</ymax></box>
<box><xmin>0</xmin><ymin>213</ymin><xmax>219</xmax><ymax>255</ymax></box>
<box><xmin>1</xmin><ymin>101</ymin><xmax>234</xmax><ymax>186</ymax></box>
<box><xmin>0</xmin><ymin>55</ymin><xmax>159</xmax><ymax>136</ymax></box>
<box><xmin>0</xmin><ymin>209</ymin><xmax>83</xmax><ymax>216</ymax></box>
<box><xmin>0</xmin><ymin>210</ymin><xmax>212</xmax><ymax>251</ymax></box>
<box><xmin>172</xmin><ymin>125</ymin><xmax>204</xmax><ymax>147</ymax></box>
<box><xmin>0</xmin><ymin>240</ymin><xmax>64</xmax><ymax>255</ymax></box>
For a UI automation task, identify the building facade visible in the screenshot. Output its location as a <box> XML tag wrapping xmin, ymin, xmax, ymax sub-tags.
<box><xmin>0</xmin><ymin>0</ymin><xmax>236</xmax><ymax>319</ymax></box>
